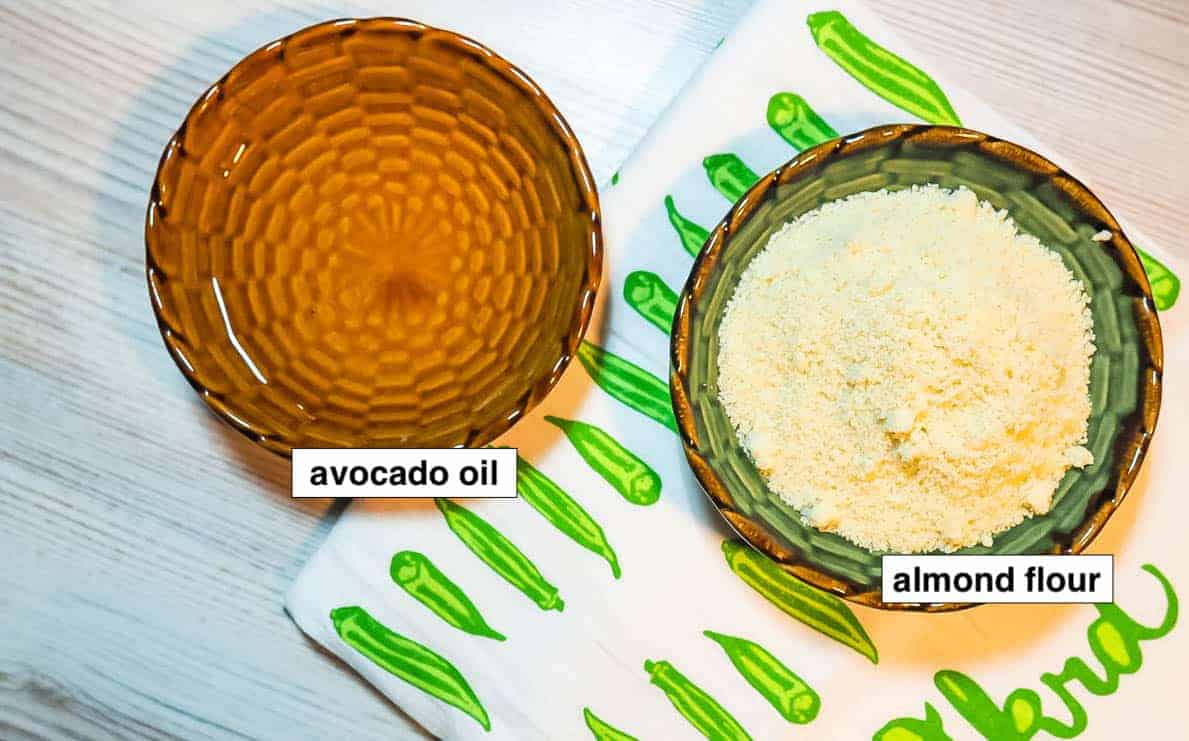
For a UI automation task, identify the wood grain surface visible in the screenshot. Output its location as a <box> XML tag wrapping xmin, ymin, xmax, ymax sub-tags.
<box><xmin>1</xmin><ymin>1</ymin><xmax>1184</xmax><ymax>739</ymax></box>
<box><xmin>881</xmin><ymin>0</ymin><xmax>1189</xmax><ymax>255</ymax></box>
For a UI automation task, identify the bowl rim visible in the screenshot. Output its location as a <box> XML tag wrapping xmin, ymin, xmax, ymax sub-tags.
<box><xmin>669</xmin><ymin>123</ymin><xmax>1164</xmax><ymax>612</ymax></box>
<box><xmin>145</xmin><ymin>17</ymin><xmax>603</xmax><ymax>457</ymax></box>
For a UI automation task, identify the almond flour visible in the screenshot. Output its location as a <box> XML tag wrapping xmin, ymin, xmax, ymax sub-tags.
<box><xmin>717</xmin><ymin>185</ymin><xmax>1096</xmax><ymax>553</ymax></box>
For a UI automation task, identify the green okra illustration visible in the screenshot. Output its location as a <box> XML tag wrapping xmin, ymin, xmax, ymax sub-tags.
<box><xmin>664</xmin><ymin>195</ymin><xmax>711</xmax><ymax>257</ymax></box>
<box><xmin>766</xmin><ymin>92</ymin><xmax>839</xmax><ymax>150</ymax></box>
<box><xmin>436</xmin><ymin>499</ymin><xmax>564</xmax><ymax>611</ymax></box>
<box><xmin>1137</xmin><ymin>246</ymin><xmax>1181</xmax><ymax>310</ymax></box>
<box><xmin>807</xmin><ymin>10</ymin><xmax>961</xmax><ymax>126</ymax></box>
<box><xmin>703</xmin><ymin>629</ymin><xmax>820</xmax><ymax>724</ymax></box>
<box><xmin>544</xmin><ymin>415</ymin><xmax>662</xmax><ymax>506</ymax></box>
<box><xmin>644</xmin><ymin>659</ymin><xmax>753</xmax><ymax>741</ymax></box>
<box><xmin>623</xmin><ymin>270</ymin><xmax>679</xmax><ymax>333</ymax></box>
<box><xmin>703</xmin><ymin>153</ymin><xmax>760</xmax><ymax>202</ymax></box>
<box><xmin>583</xmin><ymin>707</ymin><xmax>640</xmax><ymax>741</ymax></box>
<box><xmin>330</xmin><ymin>605</ymin><xmax>491</xmax><ymax>731</ymax></box>
<box><xmin>514</xmin><ymin>456</ymin><xmax>621</xmax><ymax>578</ymax></box>
<box><xmin>721</xmin><ymin>540</ymin><xmax>878</xmax><ymax>663</ymax></box>
<box><xmin>389</xmin><ymin>551</ymin><xmax>505</xmax><ymax>641</ymax></box>
<box><xmin>577</xmin><ymin>341</ymin><xmax>678</xmax><ymax>433</ymax></box>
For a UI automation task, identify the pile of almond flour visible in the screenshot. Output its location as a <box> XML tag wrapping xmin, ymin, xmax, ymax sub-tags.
<box><xmin>717</xmin><ymin>185</ymin><xmax>1096</xmax><ymax>553</ymax></box>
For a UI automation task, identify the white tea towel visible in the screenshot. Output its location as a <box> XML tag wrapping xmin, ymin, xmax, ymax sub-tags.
<box><xmin>287</xmin><ymin>1</ymin><xmax>1188</xmax><ymax>737</ymax></box>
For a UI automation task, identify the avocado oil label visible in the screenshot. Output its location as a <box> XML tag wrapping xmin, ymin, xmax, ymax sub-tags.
<box><xmin>292</xmin><ymin>448</ymin><xmax>516</xmax><ymax>499</ymax></box>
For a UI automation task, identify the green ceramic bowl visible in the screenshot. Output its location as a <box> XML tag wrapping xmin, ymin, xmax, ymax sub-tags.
<box><xmin>670</xmin><ymin>124</ymin><xmax>1163</xmax><ymax>611</ymax></box>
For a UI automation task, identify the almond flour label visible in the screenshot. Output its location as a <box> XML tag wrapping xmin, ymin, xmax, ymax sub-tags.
<box><xmin>883</xmin><ymin>555</ymin><xmax>1113</xmax><ymax>604</ymax></box>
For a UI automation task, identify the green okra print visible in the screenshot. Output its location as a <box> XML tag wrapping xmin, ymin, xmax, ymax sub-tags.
<box><xmin>703</xmin><ymin>153</ymin><xmax>760</xmax><ymax>202</ymax></box>
<box><xmin>389</xmin><ymin>551</ymin><xmax>505</xmax><ymax>641</ymax></box>
<box><xmin>623</xmin><ymin>270</ymin><xmax>679</xmax><ymax>333</ymax></box>
<box><xmin>1137</xmin><ymin>246</ymin><xmax>1181</xmax><ymax>310</ymax></box>
<box><xmin>515</xmin><ymin>456</ymin><xmax>621</xmax><ymax>578</ymax></box>
<box><xmin>330</xmin><ymin>605</ymin><xmax>491</xmax><ymax>732</ymax></box>
<box><xmin>583</xmin><ymin>707</ymin><xmax>640</xmax><ymax>741</ymax></box>
<box><xmin>722</xmin><ymin>540</ymin><xmax>878</xmax><ymax>663</ymax></box>
<box><xmin>544</xmin><ymin>415</ymin><xmax>662</xmax><ymax>506</ymax></box>
<box><xmin>664</xmin><ymin>195</ymin><xmax>711</xmax><ymax>257</ymax></box>
<box><xmin>807</xmin><ymin>10</ymin><xmax>961</xmax><ymax>126</ymax></box>
<box><xmin>644</xmin><ymin>659</ymin><xmax>753</xmax><ymax>741</ymax></box>
<box><xmin>577</xmin><ymin>341</ymin><xmax>678</xmax><ymax>433</ymax></box>
<box><xmin>703</xmin><ymin>629</ymin><xmax>820</xmax><ymax>724</ymax></box>
<box><xmin>436</xmin><ymin>499</ymin><xmax>564</xmax><ymax>611</ymax></box>
<box><xmin>766</xmin><ymin>92</ymin><xmax>839</xmax><ymax>150</ymax></box>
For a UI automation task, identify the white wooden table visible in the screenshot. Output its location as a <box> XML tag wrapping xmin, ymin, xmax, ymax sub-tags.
<box><xmin>2</xmin><ymin>1</ymin><xmax>1185</xmax><ymax>738</ymax></box>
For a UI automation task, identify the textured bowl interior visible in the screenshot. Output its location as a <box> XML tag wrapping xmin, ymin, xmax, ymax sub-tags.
<box><xmin>671</xmin><ymin>124</ymin><xmax>1163</xmax><ymax>610</ymax></box>
<box><xmin>147</xmin><ymin>18</ymin><xmax>601</xmax><ymax>455</ymax></box>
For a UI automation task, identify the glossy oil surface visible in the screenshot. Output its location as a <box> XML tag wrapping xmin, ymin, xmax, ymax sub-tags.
<box><xmin>147</xmin><ymin>19</ymin><xmax>601</xmax><ymax>453</ymax></box>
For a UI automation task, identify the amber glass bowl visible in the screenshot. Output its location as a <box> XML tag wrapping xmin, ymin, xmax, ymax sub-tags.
<box><xmin>146</xmin><ymin>18</ymin><xmax>601</xmax><ymax>455</ymax></box>
<box><xmin>671</xmin><ymin>124</ymin><xmax>1163</xmax><ymax>611</ymax></box>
